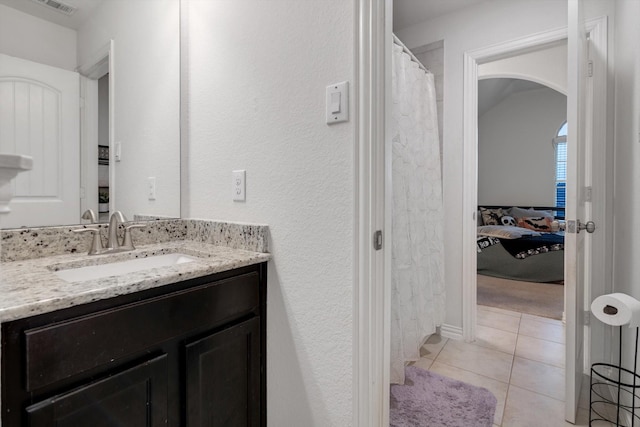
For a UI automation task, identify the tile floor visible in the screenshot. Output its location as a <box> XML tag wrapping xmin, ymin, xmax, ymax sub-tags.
<box><xmin>410</xmin><ymin>305</ymin><xmax>593</xmax><ymax>426</ymax></box>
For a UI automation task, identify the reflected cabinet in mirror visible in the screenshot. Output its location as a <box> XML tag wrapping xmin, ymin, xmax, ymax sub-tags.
<box><xmin>0</xmin><ymin>0</ymin><xmax>181</xmax><ymax>227</ymax></box>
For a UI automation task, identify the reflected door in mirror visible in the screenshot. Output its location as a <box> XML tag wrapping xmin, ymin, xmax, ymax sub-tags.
<box><xmin>0</xmin><ymin>54</ymin><xmax>80</xmax><ymax>228</ymax></box>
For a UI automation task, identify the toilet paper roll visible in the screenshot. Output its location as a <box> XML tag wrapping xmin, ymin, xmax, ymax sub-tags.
<box><xmin>591</xmin><ymin>293</ymin><xmax>640</xmax><ymax>327</ymax></box>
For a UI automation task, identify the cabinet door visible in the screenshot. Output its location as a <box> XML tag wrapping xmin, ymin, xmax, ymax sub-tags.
<box><xmin>25</xmin><ymin>354</ymin><xmax>168</xmax><ymax>427</ymax></box>
<box><xmin>186</xmin><ymin>317</ymin><xmax>261</xmax><ymax>427</ymax></box>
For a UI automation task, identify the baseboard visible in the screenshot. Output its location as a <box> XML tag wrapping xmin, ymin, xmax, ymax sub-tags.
<box><xmin>440</xmin><ymin>324</ymin><xmax>463</xmax><ymax>341</ymax></box>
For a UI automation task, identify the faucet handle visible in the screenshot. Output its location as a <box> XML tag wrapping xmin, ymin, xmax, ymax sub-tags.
<box><xmin>121</xmin><ymin>223</ymin><xmax>146</xmax><ymax>250</ymax></box>
<box><xmin>81</xmin><ymin>209</ymin><xmax>97</xmax><ymax>224</ymax></box>
<box><xmin>73</xmin><ymin>227</ymin><xmax>104</xmax><ymax>255</ymax></box>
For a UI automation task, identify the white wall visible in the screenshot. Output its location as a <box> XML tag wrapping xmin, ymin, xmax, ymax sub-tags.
<box><xmin>186</xmin><ymin>1</ymin><xmax>355</xmax><ymax>425</ymax></box>
<box><xmin>612</xmin><ymin>0</ymin><xmax>640</xmax><ymax>367</ymax></box>
<box><xmin>478</xmin><ymin>87</ymin><xmax>567</xmax><ymax>206</ymax></box>
<box><xmin>395</xmin><ymin>0</ymin><xmax>568</xmax><ymax>330</ymax></box>
<box><xmin>0</xmin><ymin>4</ymin><xmax>76</xmax><ymax>71</ymax></box>
<box><xmin>479</xmin><ymin>42</ymin><xmax>568</xmax><ymax>94</ymax></box>
<box><xmin>77</xmin><ymin>0</ymin><xmax>180</xmax><ymax>220</ymax></box>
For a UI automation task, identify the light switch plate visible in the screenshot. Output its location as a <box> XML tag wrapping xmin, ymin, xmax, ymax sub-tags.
<box><xmin>326</xmin><ymin>81</ymin><xmax>348</xmax><ymax>124</ymax></box>
<box><xmin>233</xmin><ymin>170</ymin><xmax>245</xmax><ymax>201</ymax></box>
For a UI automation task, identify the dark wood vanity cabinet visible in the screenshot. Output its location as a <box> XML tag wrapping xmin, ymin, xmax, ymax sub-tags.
<box><xmin>1</xmin><ymin>263</ymin><xmax>267</xmax><ymax>427</ymax></box>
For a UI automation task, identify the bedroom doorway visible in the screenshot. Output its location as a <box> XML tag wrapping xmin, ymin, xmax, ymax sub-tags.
<box><xmin>476</xmin><ymin>74</ymin><xmax>568</xmax><ymax>322</ymax></box>
<box><xmin>462</xmin><ymin>14</ymin><xmax>610</xmax><ymax>422</ymax></box>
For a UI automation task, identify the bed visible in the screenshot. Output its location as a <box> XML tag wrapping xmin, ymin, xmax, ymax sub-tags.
<box><xmin>476</xmin><ymin>206</ymin><xmax>565</xmax><ymax>283</ymax></box>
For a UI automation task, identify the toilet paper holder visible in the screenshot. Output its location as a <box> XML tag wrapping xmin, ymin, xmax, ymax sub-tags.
<box><xmin>604</xmin><ymin>305</ymin><xmax>620</xmax><ymax>315</ymax></box>
<box><xmin>590</xmin><ymin>326</ymin><xmax>640</xmax><ymax>426</ymax></box>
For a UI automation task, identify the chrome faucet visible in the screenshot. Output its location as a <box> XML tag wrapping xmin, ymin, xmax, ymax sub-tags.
<box><xmin>107</xmin><ymin>211</ymin><xmax>126</xmax><ymax>250</ymax></box>
<box><xmin>81</xmin><ymin>209</ymin><xmax>97</xmax><ymax>224</ymax></box>
<box><xmin>73</xmin><ymin>211</ymin><xmax>146</xmax><ymax>255</ymax></box>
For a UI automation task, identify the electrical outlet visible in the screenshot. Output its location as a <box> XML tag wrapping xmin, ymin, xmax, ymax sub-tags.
<box><xmin>232</xmin><ymin>170</ymin><xmax>245</xmax><ymax>201</ymax></box>
<box><xmin>148</xmin><ymin>177</ymin><xmax>156</xmax><ymax>200</ymax></box>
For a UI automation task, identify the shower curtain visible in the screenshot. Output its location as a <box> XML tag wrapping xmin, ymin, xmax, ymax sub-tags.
<box><xmin>390</xmin><ymin>42</ymin><xmax>445</xmax><ymax>384</ymax></box>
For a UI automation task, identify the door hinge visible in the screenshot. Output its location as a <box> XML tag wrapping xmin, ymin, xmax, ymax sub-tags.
<box><xmin>373</xmin><ymin>230</ymin><xmax>383</xmax><ymax>251</ymax></box>
<box><xmin>585</xmin><ymin>186</ymin><xmax>592</xmax><ymax>202</ymax></box>
<box><xmin>584</xmin><ymin>310</ymin><xmax>591</xmax><ymax>326</ymax></box>
<box><xmin>587</xmin><ymin>60</ymin><xmax>593</xmax><ymax>77</ymax></box>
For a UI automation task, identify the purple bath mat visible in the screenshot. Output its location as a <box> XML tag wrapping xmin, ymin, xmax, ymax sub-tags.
<box><xmin>390</xmin><ymin>366</ymin><xmax>497</xmax><ymax>427</ymax></box>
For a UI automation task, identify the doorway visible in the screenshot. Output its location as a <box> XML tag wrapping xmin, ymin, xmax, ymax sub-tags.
<box><xmin>78</xmin><ymin>41</ymin><xmax>114</xmax><ymax>224</ymax></box>
<box><xmin>476</xmin><ymin>68</ymin><xmax>568</xmax><ymax>322</ymax></box>
<box><xmin>97</xmin><ymin>73</ymin><xmax>110</xmax><ymax>222</ymax></box>
<box><xmin>461</xmin><ymin>18</ymin><xmax>610</xmax><ymax>423</ymax></box>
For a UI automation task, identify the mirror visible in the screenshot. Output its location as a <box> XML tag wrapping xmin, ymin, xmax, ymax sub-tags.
<box><xmin>0</xmin><ymin>0</ymin><xmax>181</xmax><ymax>228</ymax></box>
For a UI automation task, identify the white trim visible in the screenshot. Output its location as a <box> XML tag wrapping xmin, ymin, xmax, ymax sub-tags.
<box><xmin>470</xmin><ymin>28</ymin><xmax>568</xmax><ymax>63</ymax></box>
<box><xmin>462</xmin><ymin>52</ymin><xmax>479</xmax><ymax>343</ymax></box>
<box><xmin>77</xmin><ymin>40</ymin><xmax>115</xmax><ymax>218</ymax></box>
<box><xmin>463</xmin><ymin>15</ymin><xmax>609</xmax><ymax>422</ymax></box>
<box><xmin>179</xmin><ymin>0</ymin><xmax>189</xmax><ymax>219</ymax></box>
<box><xmin>583</xmin><ymin>15</ymin><xmax>610</xmax><ymax>370</ymax></box>
<box><xmin>107</xmin><ymin>40</ymin><xmax>115</xmax><ymax>216</ymax></box>
<box><xmin>478</xmin><ymin>73</ymin><xmax>567</xmax><ymax>97</ymax></box>
<box><xmin>354</xmin><ymin>0</ymin><xmax>388</xmax><ymax>425</ymax></box>
<box><xmin>440</xmin><ymin>324</ymin><xmax>464</xmax><ymax>341</ymax></box>
<box><xmin>77</xmin><ymin>41</ymin><xmax>111</xmax><ymax>80</ymax></box>
<box><xmin>462</xmin><ymin>27</ymin><xmax>568</xmax><ymax>344</ymax></box>
<box><xmin>79</xmin><ymin>76</ymin><xmax>99</xmax><ymax>218</ymax></box>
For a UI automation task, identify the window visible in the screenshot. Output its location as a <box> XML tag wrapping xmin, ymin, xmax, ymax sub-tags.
<box><xmin>554</xmin><ymin>122</ymin><xmax>567</xmax><ymax>208</ymax></box>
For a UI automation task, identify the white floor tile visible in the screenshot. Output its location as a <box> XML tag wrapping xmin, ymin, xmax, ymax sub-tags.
<box><xmin>516</xmin><ymin>335</ymin><xmax>565</xmax><ymax>368</ymax></box>
<box><xmin>409</xmin><ymin>357</ymin><xmax>433</xmax><ymax>371</ymax></box>
<box><xmin>478</xmin><ymin>309</ymin><xmax>521</xmax><ymax>334</ymax></box>
<box><xmin>510</xmin><ymin>356</ymin><xmax>565</xmax><ymax>401</ymax></box>
<box><xmin>475</xmin><ymin>325</ymin><xmax>518</xmax><ymax>355</ymax></box>
<box><xmin>522</xmin><ymin>312</ymin><xmax>564</xmax><ymax>326</ymax></box>
<box><xmin>478</xmin><ymin>304</ymin><xmax>523</xmax><ymax>319</ymax></box>
<box><xmin>519</xmin><ymin>315</ymin><xmax>565</xmax><ymax>344</ymax></box>
<box><xmin>435</xmin><ymin>339</ymin><xmax>514</xmax><ymax>383</ymax></box>
<box><xmin>401</xmin><ymin>305</ymin><xmax>577</xmax><ymax>427</ymax></box>
<box><xmin>502</xmin><ymin>384</ymin><xmax>566</xmax><ymax>427</ymax></box>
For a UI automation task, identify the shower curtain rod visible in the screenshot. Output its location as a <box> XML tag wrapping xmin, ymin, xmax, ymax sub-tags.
<box><xmin>392</xmin><ymin>33</ymin><xmax>430</xmax><ymax>74</ymax></box>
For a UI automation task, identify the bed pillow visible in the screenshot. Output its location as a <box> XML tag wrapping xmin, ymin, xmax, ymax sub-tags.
<box><xmin>479</xmin><ymin>207</ymin><xmax>504</xmax><ymax>226</ymax></box>
<box><xmin>508</xmin><ymin>207</ymin><xmax>554</xmax><ymax>220</ymax></box>
<box><xmin>517</xmin><ymin>216</ymin><xmax>554</xmax><ymax>232</ymax></box>
<box><xmin>500</xmin><ymin>215</ymin><xmax>517</xmax><ymax>227</ymax></box>
<box><xmin>477</xmin><ymin>225</ymin><xmax>541</xmax><ymax>239</ymax></box>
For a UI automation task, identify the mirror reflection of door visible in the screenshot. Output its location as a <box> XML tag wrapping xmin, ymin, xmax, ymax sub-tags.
<box><xmin>98</xmin><ymin>73</ymin><xmax>109</xmax><ymax>223</ymax></box>
<box><xmin>0</xmin><ymin>53</ymin><xmax>80</xmax><ymax>228</ymax></box>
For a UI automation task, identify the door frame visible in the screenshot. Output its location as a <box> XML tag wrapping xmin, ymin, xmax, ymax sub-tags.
<box><xmin>354</xmin><ymin>0</ymin><xmax>390</xmax><ymax>425</ymax></box>
<box><xmin>78</xmin><ymin>40</ymin><xmax>115</xmax><ymax>217</ymax></box>
<box><xmin>357</xmin><ymin>3</ymin><xmax>611</xmax><ymax>424</ymax></box>
<box><xmin>461</xmin><ymin>12</ymin><xmax>609</xmax><ymax>383</ymax></box>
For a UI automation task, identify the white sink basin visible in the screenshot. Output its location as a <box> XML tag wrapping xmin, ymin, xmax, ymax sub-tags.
<box><xmin>54</xmin><ymin>253</ymin><xmax>199</xmax><ymax>283</ymax></box>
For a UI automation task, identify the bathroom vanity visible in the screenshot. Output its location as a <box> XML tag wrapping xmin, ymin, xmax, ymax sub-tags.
<box><xmin>0</xmin><ymin>221</ymin><xmax>270</xmax><ymax>426</ymax></box>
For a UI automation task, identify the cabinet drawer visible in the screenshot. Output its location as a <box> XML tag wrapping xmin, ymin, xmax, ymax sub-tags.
<box><xmin>25</xmin><ymin>354</ymin><xmax>168</xmax><ymax>427</ymax></box>
<box><xmin>24</xmin><ymin>272</ymin><xmax>259</xmax><ymax>391</ymax></box>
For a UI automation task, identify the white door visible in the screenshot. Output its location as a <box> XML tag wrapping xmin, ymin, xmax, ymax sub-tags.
<box><xmin>0</xmin><ymin>54</ymin><xmax>80</xmax><ymax>228</ymax></box>
<box><xmin>565</xmin><ymin>0</ymin><xmax>592</xmax><ymax>422</ymax></box>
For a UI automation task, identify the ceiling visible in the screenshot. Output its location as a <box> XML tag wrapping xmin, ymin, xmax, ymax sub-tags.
<box><xmin>393</xmin><ymin>0</ymin><xmax>487</xmax><ymax>31</ymax></box>
<box><xmin>0</xmin><ymin>0</ymin><xmax>103</xmax><ymax>30</ymax></box>
<box><xmin>478</xmin><ymin>78</ymin><xmax>552</xmax><ymax>117</ymax></box>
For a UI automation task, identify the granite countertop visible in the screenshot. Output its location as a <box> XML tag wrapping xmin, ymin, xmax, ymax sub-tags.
<box><xmin>0</xmin><ymin>241</ymin><xmax>271</xmax><ymax>323</ymax></box>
